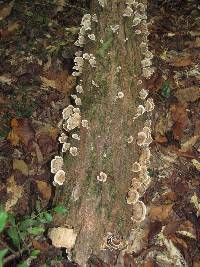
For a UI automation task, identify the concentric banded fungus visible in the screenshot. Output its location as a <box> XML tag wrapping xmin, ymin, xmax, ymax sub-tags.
<box><xmin>51</xmin><ymin>156</ymin><xmax>63</xmax><ymax>173</ymax></box>
<box><xmin>48</xmin><ymin>227</ymin><xmax>77</xmax><ymax>250</ymax></box>
<box><xmin>131</xmin><ymin>178</ymin><xmax>141</xmax><ymax>190</ymax></box>
<box><xmin>81</xmin><ymin>119</ymin><xmax>89</xmax><ymax>129</ymax></box>
<box><xmin>132</xmin><ymin>162</ymin><xmax>141</xmax><ymax>173</ymax></box>
<box><xmin>54</xmin><ymin>170</ymin><xmax>66</xmax><ymax>185</ymax></box>
<box><xmin>137</xmin><ymin>131</ymin><xmax>147</xmax><ymax>146</ymax></box>
<box><xmin>123</xmin><ymin>6</ymin><xmax>133</xmax><ymax>17</ymax></box>
<box><xmin>65</xmin><ymin>113</ymin><xmax>81</xmax><ymax>131</ymax></box>
<box><xmin>131</xmin><ymin>200</ymin><xmax>146</xmax><ymax>222</ymax></box>
<box><xmin>76</xmin><ymin>85</ymin><xmax>83</xmax><ymax>94</ymax></box>
<box><xmin>145</xmin><ymin>98</ymin><xmax>155</xmax><ymax>112</ymax></box>
<box><xmin>97</xmin><ymin>172</ymin><xmax>107</xmax><ymax>182</ymax></box>
<box><xmin>58</xmin><ymin>133</ymin><xmax>68</xmax><ymax>144</ymax></box>
<box><xmin>70</xmin><ymin>147</ymin><xmax>78</xmax><ymax>157</ymax></box>
<box><xmin>62</xmin><ymin>142</ymin><xmax>70</xmax><ymax>153</ymax></box>
<box><xmin>62</xmin><ymin>105</ymin><xmax>74</xmax><ymax>120</ymax></box>
<box><xmin>88</xmin><ymin>33</ymin><xmax>96</xmax><ymax>41</ymax></box>
<box><xmin>136</xmin><ymin>105</ymin><xmax>145</xmax><ymax>115</ymax></box>
<box><xmin>72</xmin><ymin>134</ymin><xmax>80</xmax><ymax>140</ymax></box>
<box><xmin>126</xmin><ymin>189</ymin><xmax>139</xmax><ymax>205</ymax></box>
<box><xmin>116</xmin><ymin>91</ymin><xmax>124</xmax><ymax>99</ymax></box>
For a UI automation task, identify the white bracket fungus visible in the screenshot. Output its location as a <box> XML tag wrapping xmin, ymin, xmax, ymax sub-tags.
<box><xmin>97</xmin><ymin>172</ymin><xmax>107</xmax><ymax>182</ymax></box>
<box><xmin>48</xmin><ymin>227</ymin><xmax>77</xmax><ymax>250</ymax></box>
<box><xmin>54</xmin><ymin>170</ymin><xmax>66</xmax><ymax>185</ymax></box>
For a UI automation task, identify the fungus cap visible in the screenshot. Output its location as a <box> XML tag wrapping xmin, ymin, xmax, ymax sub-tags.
<box><xmin>132</xmin><ymin>162</ymin><xmax>141</xmax><ymax>172</ymax></box>
<box><xmin>131</xmin><ymin>200</ymin><xmax>146</xmax><ymax>222</ymax></box>
<box><xmin>54</xmin><ymin>170</ymin><xmax>66</xmax><ymax>185</ymax></box>
<box><xmin>137</xmin><ymin>131</ymin><xmax>147</xmax><ymax>146</ymax></box>
<box><xmin>49</xmin><ymin>227</ymin><xmax>77</xmax><ymax>250</ymax></box>
<box><xmin>126</xmin><ymin>189</ymin><xmax>139</xmax><ymax>205</ymax></box>
<box><xmin>51</xmin><ymin>156</ymin><xmax>63</xmax><ymax>174</ymax></box>
<box><xmin>70</xmin><ymin>147</ymin><xmax>78</xmax><ymax>156</ymax></box>
<box><xmin>131</xmin><ymin>178</ymin><xmax>141</xmax><ymax>190</ymax></box>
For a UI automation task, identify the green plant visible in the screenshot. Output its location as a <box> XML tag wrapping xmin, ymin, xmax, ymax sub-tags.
<box><xmin>0</xmin><ymin>204</ymin><xmax>68</xmax><ymax>266</ymax></box>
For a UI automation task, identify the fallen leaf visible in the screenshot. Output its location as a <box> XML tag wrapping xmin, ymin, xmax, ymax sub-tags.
<box><xmin>0</xmin><ymin>1</ymin><xmax>14</xmax><ymax>21</ymax></box>
<box><xmin>5</xmin><ymin>175</ymin><xmax>24</xmax><ymax>212</ymax></box>
<box><xmin>170</xmin><ymin>103</ymin><xmax>189</xmax><ymax>140</ymax></box>
<box><xmin>36</xmin><ymin>132</ymin><xmax>57</xmax><ymax>156</ymax></box>
<box><xmin>40</xmin><ymin>69</ymin><xmax>76</xmax><ymax>94</ymax></box>
<box><xmin>32</xmin><ymin>239</ymin><xmax>49</xmax><ymax>251</ymax></box>
<box><xmin>170</xmin><ymin>56</ymin><xmax>192</xmax><ymax>67</ymax></box>
<box><xmin>0</xmin><ymin>21</ymin><xmax>21</xmax><ymax>38</ymax></box>
<box><xmin>123</xmin><ymin>253</ymin><xmax>137</xmax><ymax>267</ymax></box>
<box><xmin>139</xmin><ymin>259</ymin><xmax>155</xmax><ymax>267</ymax></box>
<box><xmin>180</xmin><ymin>135</ymin><xmax>199</xmax><ymax>153</ymax></box>
<box><xmin>36</xmin><ymin>180</ymin><xmax>52</xmax><ymax>201</ymax></box>
<box><xmin>192</xmin><ymin>159</ymin><xmax>200</xmax><ymax>171</ymax></box>
<box><xmin>7</xmin><ymin>118</ymin><xmax>35</xmax><ymax>147</ymax></box>
<box><xmin>13</xmin><ymin>159</ymin><xmax>29</xmax><ymax>176</ymax></box>
<box><xmin>175</xmin><ymin>87</ymin><xmax>200</xmax><ymax>103</ymax></box>
<box><xmin>168</xmin><ymin>234</ymin><xmax>188</xmax><ymax>249</ymax></box>
<box><xmin>148</xmin><ymin>204</ymin><xmax>173</xmax><ymax>221</ymax></box>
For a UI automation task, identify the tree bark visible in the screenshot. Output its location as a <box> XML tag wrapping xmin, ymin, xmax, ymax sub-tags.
<box><xmin>53</xmin><ymin>0</ymin><xmax>147</xmax><ymax>266</ymax></box>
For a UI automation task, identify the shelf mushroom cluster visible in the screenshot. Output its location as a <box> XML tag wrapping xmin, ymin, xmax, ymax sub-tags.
<box><xmin>50</xmin><ymin>0</ymin><xmax>155</xmax><ymax>230</ymax></box>
<box><xmin>50</xmin><ymin>13</ymin><xmax>98</xmax><ymax>185</ymax></box>
<box><xmin>122</xmin><ymin>0</ymin><xmax>155</xmax><ymax>223</ymax></box>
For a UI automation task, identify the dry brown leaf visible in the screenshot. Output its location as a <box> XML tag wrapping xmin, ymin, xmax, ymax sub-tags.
<box><xmin>7</xmin><ymin>118</ymin><xmax>35</xmax><ymax>146</ymax></box>
<box><xmin>13</xmin><ymin>159</ymin><xmax>29</xmax><ymax>176</ymax></box>
<box><xmin>36</xmin><ymin>132</ymin><xmax>57</xmax><ymax>156</ymax></box>
<box><xmin>139</xmin><ymin>259</ymin><xmax>155</xmax><ymax>267</ymax></box>
<box><xmin>170</xmin><ymin>103</ymin><xmax>189</xmax><ymax>140</ymax></box>
<box><xmin>148</xmin><ymin>203</ymin><xmax>173</xmax><ymax>221</ymax></box>
<box><xmin>180</xmin><ymin>136</ymin><xmax>199</xmax><ymax>153</ymax></box>
<box><xmin>168</xmin><ymin>234</ymin><xmax>188</xmax><ymax>249</ymax></box>
<box><xmin>5</xmin><ymin>175</ymin><xmax>24</xmax><ymax>211</ymax></box>
<box><xmin>32</xmin><ymin>240</ymin><xmax>49</xmax><ymax>251</ymax></box>
<box><xmin>0</xmin><ymin>21</ymin><xmax>21</xmax><ymax>38</ymax></box>
<box><xmin>175</xmin><ymin>87</ymin><xmax>200</xmax><ymax>103</ymax></box>
<box><xmin>0</xmin><ymin>1</ymin><xmax>14</xmax><ymax>21</ymax></box>
<box><xmin>193</xmin><ymin>261</ymin><xmax>200</xmax><ymax>267</ymax></box>
<box><xmin>36</xmin><ymin>180</ymin><xmax>52</xmax><ymax>201</ymax></box>
<box><xmin>170</xmin><ymin>56</ymin><xmax>192</xmax><ymax>67</ymax></box>
<box><xmin>40</xmin><ymin>69</ymin><xmax>76</xmax><ymax>94</ymax></box>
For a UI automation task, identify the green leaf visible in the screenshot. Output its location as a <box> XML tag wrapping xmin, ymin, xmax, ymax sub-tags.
<box><xmin>7</xmin><ymin>214</ymin><xmax>16</xmax><ymax>226</ymax></box>
<box><xmin>19</xmin><ymin>218</ymin><xmax>37</xmax><ymax>231</ymax></box>
<box><xmin>27</xmin><ymin>226</ymin><xmax>45</xmax><ymax>235</ymax></box>
<box><xmin>53</xmin><ymin>206</ymin><xmax>68</xmax><ymax>214</ymax></box>
<box><xmin>0</xmin><ymin>211</ymin><xmax>8</xmax><ymax>232</ymax></box>
<box><xmin>43</xmin><ymin>212</ymin><xmax>53</xmax><ymax>223</ymax></box>
<box><xmin>30</xmin><ymin>249</ymin><xmax>40</xmax><ymax>257</ymax></box>
<box><xmin>7</xmin><ymin>228</ymin><xmax>20</xmax><ymax>248</ymax></box>
<box><xmin>161</xmin><ymin>82</ymin><xmax>170</xmax><ymax>97</ymax></box>
<box><xmin>0</xmin><ymin>249</ymin><xmax>8</xmax><ymax>267</ymax></box>
<box><xmin>17</xmin><ymin>263</ymin><xmax>29</xmax><ymax>267</ymax></box>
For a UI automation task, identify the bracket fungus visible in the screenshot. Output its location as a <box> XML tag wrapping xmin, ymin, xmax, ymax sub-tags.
<box><xmin>51</xmin><ymin>156</ymin><xmax>63</xmax><ymax>174</ymax></box>
<box><xmin>49</xmin><ymin>227</ymin><xmax>77</xmax><ymax>250</ymax></box>
<box><xmin>54</xmin><ymin>170</ymin><xmax>66</xmax><ymax>185</ymax></box>
<box><xmin>97</xmin><ymin>172</ymin><xmax>107</xmax><ymax>182</ymax></box>
<box><xmin>132</xmin><ymin>162</ymin><xmax>142</xmax><ymax>173</ymax></box>
<box><xmin>126</xmin><ymin>189</ymin><xmax>139</xmax><ymax>205</ymax></box>
<box><xmin>131</xmin><ymin>200</ymin><xmax>146</xmax><ymax>222</ymax></box>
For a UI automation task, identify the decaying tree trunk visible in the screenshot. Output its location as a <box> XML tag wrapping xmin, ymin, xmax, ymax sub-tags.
<box><xmin>53</xmin><ymin>0</ymin><xmax>149</xmax><ymax>266</ymax></box>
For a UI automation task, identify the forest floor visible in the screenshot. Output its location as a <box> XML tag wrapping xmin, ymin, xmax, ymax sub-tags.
<box><xmin>0</xmin><ymin>0</ymin><xmax>200</xmax><ymax>266</ymax></box>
